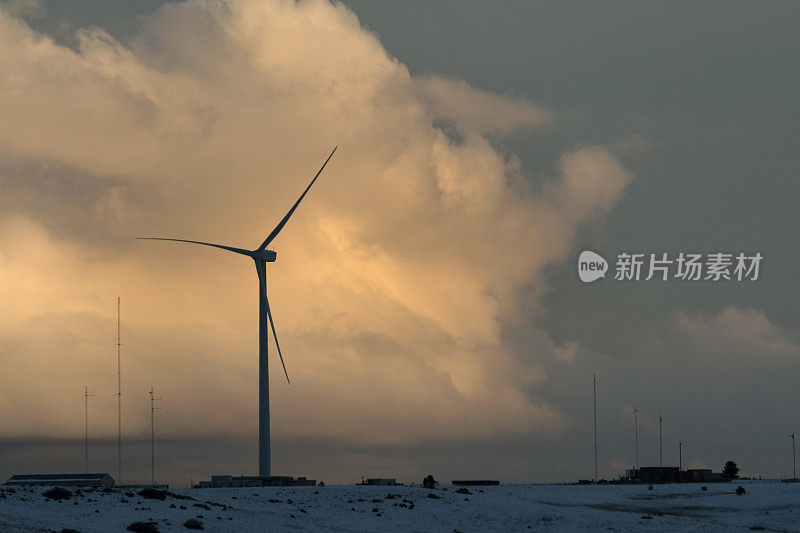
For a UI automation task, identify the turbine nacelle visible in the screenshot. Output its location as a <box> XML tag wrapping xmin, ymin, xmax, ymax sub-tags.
<box><xmin>254</xmin><ymin>249</ymin><xmax>277</xmax><ymax>263</ymax></box>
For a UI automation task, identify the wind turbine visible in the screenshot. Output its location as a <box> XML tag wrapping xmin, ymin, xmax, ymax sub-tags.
<box><xmin>139</xmin><ymin>146</ymin><xmax>337</xmax><ymax>477</ymax></box>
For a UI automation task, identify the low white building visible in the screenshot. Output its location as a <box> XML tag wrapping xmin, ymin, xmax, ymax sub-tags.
<box><xmin>6</xmin><ymin>473</ymin><xmax>115</xmax><ymax>488</ymax></box>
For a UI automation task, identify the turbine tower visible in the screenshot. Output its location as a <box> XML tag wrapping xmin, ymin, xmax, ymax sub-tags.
<box><xmin>139</xmin><ymin>147</ymin><xmax>337</xmax><ymax>477</ymax></box>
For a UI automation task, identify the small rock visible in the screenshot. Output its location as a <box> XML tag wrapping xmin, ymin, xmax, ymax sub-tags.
<box><xmin>43</xmin><ymin>488</ymin><xmax>72</xmax><ymax>501</ymax></box>
<box><xmin>183</xmin><ymin>518</ymin><xmax>204</xmax><ymax>530</ymax></box>
<box><xmin>126</xmin><ymin>521</ymin><xmax>160</xmax><ymax>533</ymax></box>
<box><xmin>138</xmin><ymin>489</ymin><xmax>167</xmax><ymax>501</ymax></box>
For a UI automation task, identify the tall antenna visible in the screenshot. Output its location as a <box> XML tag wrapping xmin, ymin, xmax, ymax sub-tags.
<box><xmin>84</xmin><ymin>386</ymin><xmax>94</xmax><ymax>473</ymax></box>
<box><xmin>150</xmin><ymin>386</ymin><xmax>161</xmax><ymax>486</ymax></box>
<box><xmin>117</xmin><ymin>297</ymin><xmax>122</xmax><ymax>485</ymax></box>
<box><xmin>593</xmin><ymin>374</ymin><xmax>598</xmax><ymax>483</ymax></box>
<box><xmin>633</xmin><ymin>405</ymin><xmax>639</xmax><ymax>471</ymax></box>
<box><xmin>790</xmin><ymin>431</ymin><xmax>796</xmax><ymax>480</ymax></box>
<box><xmin>659</xmin><ymin>413</ymin><xmax>663</xmax><ymax>469</ymax></box>
<box><xmin>679</xmin><ymin>441</ymin><xmax>682</xmax><ymax>471</ymax></box>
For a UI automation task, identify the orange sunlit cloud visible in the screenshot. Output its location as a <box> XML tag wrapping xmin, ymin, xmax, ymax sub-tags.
<box><xmin>0</xmin><ymin>0</ymin><xmax>632</xmax><ymax>448</ymax></box>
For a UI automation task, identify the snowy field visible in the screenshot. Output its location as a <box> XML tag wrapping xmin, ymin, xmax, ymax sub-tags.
<box><xmin>1</xmin><ymin>480</ymin><xmax>798</xmax><ymax>532</ymax></box>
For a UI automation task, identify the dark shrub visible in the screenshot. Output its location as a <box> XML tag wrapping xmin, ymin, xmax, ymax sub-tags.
<box><xmin>455</xmin><ymin>488</ymin><xmax>472</xmax><ymax>495</ymax></box>
<box><xmin>183</xmin><ymin>518</ymin><xmax>204</xmax><ymax>530</ymax></box>
<box><xmin>138</xmin><ymin>488</ymin><xmax>167</xmax><ymax>501</ymax></box>
<box><xmin>736</xmin><ymin>485</ymin><xmax>746</xmax><ymax>495</ymax></box>
<box><xmin>126</xmin><ymin>521</ymin><xmax>160</xmax><ymax>533</ymax></box>
<box><xmin>723</xmin><ymin>461</ymin><xmax>740</xmax><ymax>479</ymax></box>
<box><xmin>422</xmin><ymin>475</ymin><xmax>438</xmax><ymax>489</ymax></box>
<box><xmin>43</xmin><ymin>488</ymin><xmax>72</xmax><ymax>501</ymax></box>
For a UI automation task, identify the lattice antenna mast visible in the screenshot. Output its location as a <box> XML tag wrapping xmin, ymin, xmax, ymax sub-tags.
<box><xmin>659</xmin><ymin>413</ymin><xmax>663</xmax><ymax>469</ymax></box>
<box><xmin>150</xmin><ymin>386</ymin><xmax>162</xmax><ymax>486</ymax></box>
<box><xmin>117</xmin><ymin>297</ymin><xmax>123</xmax><ymax>485</ymax></box>
<box><xmin>633</xmin><ymin>405</ymin><xmax>639</xmax><ymax>471</ymax></box>
<box><xmin>593</xmin><ymin>374</ymin><xmax>598</xmax><ymax>483</ymax></box>
<box><xmin>84</xmin><ymin>386</ymin><xmax>94</xmax><ymax>473</ymax></box>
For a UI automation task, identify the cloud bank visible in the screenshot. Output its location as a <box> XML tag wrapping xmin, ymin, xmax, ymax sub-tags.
<box><xmin>0</xmin><ymin>0</ymin><xmax>633</xmax><ymax>474</ymax></box>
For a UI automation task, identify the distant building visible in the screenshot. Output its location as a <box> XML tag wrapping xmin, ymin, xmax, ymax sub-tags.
<box><xmin>452</xmin><ymin>480</ymin><xmax>500</xmax><ymax>486</ymax></box>
<box><xmin>626</xmin><ymin>467</ymin><xmax>726</xmax><ymax>484</ymax></box>
<box><xmin>196</xmin><ymin>475</ymin><xmax>316</xmax><ymax>488</ymax></box>
<box><xmin>631</xmin><ymin>467</ymin><xmax>680</xmax><ymax>484</ymax></box>
<box><xmin>683</xmin><ymin>469</ymin><xmax>724</xmax><ymax>483</ymax></box>
<box><xmin>359</xmin><ymin>478</ymin><xmax>398</xmax><ymax>486</ymax></box>
<box><xmin>5</xmin><ymin>473</ymin><xmax>115</xmax><ymax>488</ymax></box>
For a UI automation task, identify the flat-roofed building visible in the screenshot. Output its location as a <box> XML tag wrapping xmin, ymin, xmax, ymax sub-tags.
<box><xmin>361</xmin><ymin>478</ymin><xmax>398</xmax><ymax>486</ymax></box>
<box><xmin>6</xmin><ymin>473</ymin><xmax>115</xmax><ymax>488</ymax></box>
<box><xmin>633</xmin><ymin>467</ymin><xmax>680</xmax><ymax>484</ymax></box>
<box><xmin>196</xmin><ymin>475</ymin><xmax>316</xmax><ymax>488</ymax></box>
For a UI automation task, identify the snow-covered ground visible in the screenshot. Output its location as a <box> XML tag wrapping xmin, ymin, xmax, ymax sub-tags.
<box><xmin>1</xmin><ymin>480</ymin><xmax>798</xmax><ymax>531</ymax></box>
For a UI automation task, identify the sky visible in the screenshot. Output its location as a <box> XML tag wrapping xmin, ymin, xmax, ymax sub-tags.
<box><xmin>0</xmin><ymin>0</ymin><xmax>798</xmax><ymax>487</ymax></box>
